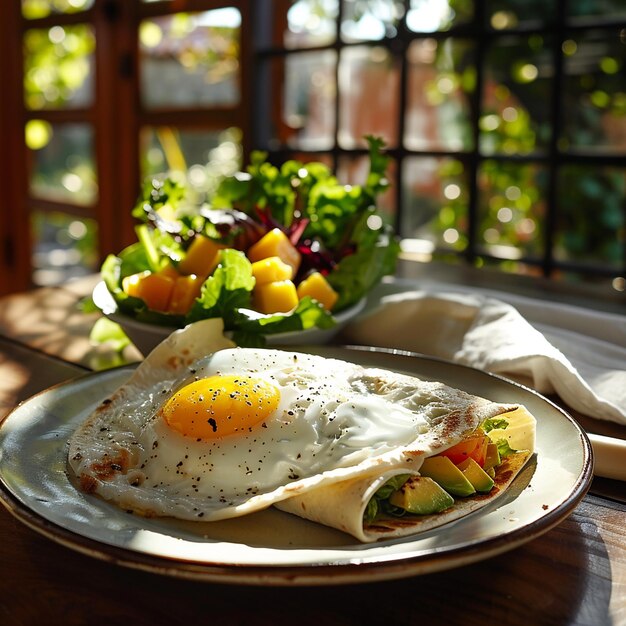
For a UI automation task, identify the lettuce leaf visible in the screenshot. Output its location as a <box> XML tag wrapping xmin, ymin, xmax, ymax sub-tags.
<box><xmin>231</xmin><ymin>296</ymin><xmax>335</xmax><ymax>345</ymax></box>
<box><xmin>327</xmin><ymin>212</ymin><xmax>400</xmax><ymax>310</ymax></box>
<box><xmin>187</xmin><ymin>248</ymin><xmax>255</xmax><ymax>327</ymax></box>
<box><xmin>89</xmin><ymin>317</ymin><xmax>131</xmax><ymax>353</ymax></box>
<box><xmin>494</xmin><ymin>438</ymin><xmax>518</xmax><ymax>458</ymax></box>
<box><xmin>363</xmin><ymin>474</ymin><xmax>411</xmax><ymax>524</ymax></box>
<box><xmin>482</xmin><ymin>417</ymin><xmax>510</xmax><ymax>433</ymax></box>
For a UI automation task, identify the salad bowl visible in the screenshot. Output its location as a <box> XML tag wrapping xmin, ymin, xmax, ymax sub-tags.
<box><xmin>93</xmin><ymin>137</ymin><xmax>396</xmax><ymax>355</ymax></box>
<box><xmin>92</xmin><ymin>281</ymin><xmax>366</xmax><ymax>355</ymax></box>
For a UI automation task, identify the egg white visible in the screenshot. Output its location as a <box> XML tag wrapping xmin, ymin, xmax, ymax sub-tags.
<box><xmin>68</xmin><ymin>319</ymin><xmax>504</xmax><ymax>521</ymax></box>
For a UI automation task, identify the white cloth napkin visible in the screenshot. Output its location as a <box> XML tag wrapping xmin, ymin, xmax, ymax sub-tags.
<box><xmin>342</xmin><ymin>279</ymin><xmax>626</xmax><ymax>425</ymax></box>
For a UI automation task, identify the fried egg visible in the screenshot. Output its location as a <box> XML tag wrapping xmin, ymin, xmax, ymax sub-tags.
<box><xmin>68</xmin><ymin>318</ymin><xmax>508</xmax><ymax>521</ymax></box>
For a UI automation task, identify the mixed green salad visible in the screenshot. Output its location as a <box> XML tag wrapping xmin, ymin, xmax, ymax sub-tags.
<box><xmin>98</xmin><ymin>136</ymin><xmax>399</xmax><ymax>347</ymax></box>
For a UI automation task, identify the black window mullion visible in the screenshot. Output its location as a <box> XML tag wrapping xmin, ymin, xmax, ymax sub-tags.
<box><xmin>466</xmin><ymin>1</ymin><xmax>487</xmax><ymax>267</ymax></box>
<box><xmin>330</xmin><ymin>0</ymin><xmax>343</xmax><ymax>173</ymax></box>
<box><xmin>392</xmin><ymin>1</ymin><xmax>411</xmax><ymax>236</ymax></box>
<box><xmin>543</xmin><ymin>0</ymin><xmax>568</xmax><ymax>278</ymax></box>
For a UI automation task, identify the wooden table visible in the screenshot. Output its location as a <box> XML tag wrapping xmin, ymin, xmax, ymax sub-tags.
<box><xmin>1</xmin><ymin>276</ymin><xmax>625</xmax><ymax>625</ymax></box>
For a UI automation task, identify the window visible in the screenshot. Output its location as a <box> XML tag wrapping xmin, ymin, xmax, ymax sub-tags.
<box><xmin>1</xmin><ymin>0</ymin><xmax>249</xmax><ymax>294</ymax></box>
<box><xmin>250</xmin><ymin>0</ymin><xmax>626</xmax><ymax>294</ymax></box>
<box><xmin>1</xmin><ymin>0</ymin><xmax>624</xmax><ymax>298</ymax></box>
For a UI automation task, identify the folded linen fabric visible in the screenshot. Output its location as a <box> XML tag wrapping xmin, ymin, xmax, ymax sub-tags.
<box><xmin>342</xmin><ymin>282</ymin><xmax>626</xmax><ymax>425</ymax></box>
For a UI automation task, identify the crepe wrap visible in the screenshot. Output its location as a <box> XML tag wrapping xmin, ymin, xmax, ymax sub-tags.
<box><xmin>69</xmin><ymin>318</ymin><xmax>535</xmax><ymax>539</ymax></box>
<box><xmin>276</xmin><ymin>446</ymin><xmax>532</xmax><ymax>542</ymax></box>
<box><xmin>276</xmin><ymin>404</ymin><xmax>536</xmax><ymax>542</ymax></box>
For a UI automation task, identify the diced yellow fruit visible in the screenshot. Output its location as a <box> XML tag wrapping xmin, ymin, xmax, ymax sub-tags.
<box><xmin>253</xmin><ymin>280</ymin><xmax>299</xmax><ymax>314</ymax></box>
<box><xmin>296</xmin><ymin>271</ymin><xmax>338</xmax><ymax>311</ymax></box>
<box><xmin>122</xmin><ymin>271</ymin><xmax>149</xmax><ymax>299</ymax></box>
<box><xmin>168</xmin><ymin>274</ymin><xmax>204</xmax><ymax>315</ymax></box>
<box><xmin>178</xmin><ymin>236</ymin><xmax>226</xmax><ymax>278</ymax></box>
<box><xmin>248</xmin><ymin>228</ymin><xmax>301</xmax><ymax>276</ymax></box>
<box><xmin>158</xmin><ymin>263</ymin><xmax>180</xmax><ymax>280</ymax></box>
<box><xmin>124</xmin><ymin>271</ymin><xmax>175</xmax><ymax>312</ymax></box>
<box><xmin>251</xmin><ymin>256</ymin><xmax>294</xmax><ymax>285</ymax></box>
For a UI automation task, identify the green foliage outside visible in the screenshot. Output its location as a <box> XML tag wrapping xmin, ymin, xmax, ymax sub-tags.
<box><xmin>22</xmin><ymin>0</ymin><xmax>626</xmax><ymax>283</ymax></box>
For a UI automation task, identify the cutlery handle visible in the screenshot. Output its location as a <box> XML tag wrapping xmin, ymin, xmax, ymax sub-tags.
<box><xmin>588</xmin><ymin>433</ymin><xmax>626</xmax><ymax>481</ymax></box>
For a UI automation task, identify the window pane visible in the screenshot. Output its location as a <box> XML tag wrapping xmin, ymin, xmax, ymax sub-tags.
<box><xmin>405</xmin><ymin>38</ymin><xmax>475</xmax><ymax>151</ymax></box>
<box><xmin>22</xmin><ymin>0</ymin><xmax>93</xmax><ymax>19</ymax></box>
<box><xmin>28</xmin><ymin>122</ymin><xmax>97</xmax><ymax>206</ymax></box>
<box><xmin>561</xmin><ymin>28</ymin><xmax>626</xmax><ymax>154</ymax></box>
<box><xmin>481</xmin><ymin>34</ymin><xmax>554</xmax><ymax>155</ymax></box>
<box><xmin>401</xmin><ymin>156</ymin><xmax>469</xmax><ymax>253</ymax></box>
<box><xmin>140</xmin><ymin>126</ymin><xmax>242</xmax><ymax>201</ymax></box>
<box><xmin>32</xmin><ymin>211</ymin><xmax>98</xmax><ymax>287</ymax></box>
<box><xmin>285</xmin><ymin>0</ymin><xmax>338</xmax><ymax>48</ymax></box>
<box><xmin>407</xmin><ymin>0</ymin><xmax>474</xmax><ymax>33</ymax></box>
<box><xmin>555</xmin><ymin>165</ymin><xmax>625</xmax><ymax>270</ymax></box>
<box><xmin>338</xmin><ymin>46</ymin><xmax>399</xmax><ymax>149</ymax></box>
<box><xmin>139</xmin><ymin>9</ymin><xmax>241</xmax><ymax>109</ymax></box>
<box><xmin>260</xmin><ymin>50</ymin><xmax>337</xmax><ymax>150</ymax></box>
<box><xmin>256</xmin><ymin>1</ymin><xmax>624</xmax><ymax>288</ymax></box>
<box><xmin>477</xmin><ymin>160</ymin><xmax>547</xmax><ymax>260</ymax></box>
<box><xmin>24</xmin><ymin>25</ymin><xmax>95</xmax><ymax>110</ymax></box>
<box><xmin>568</xmin><ymin>0</ymin><xmax>626</xmax><ymax>20</ymax></box>
<box><xmin>486</xmin><ymin>0</ymin><xmax>556</xmax><ymax>30</ymax></box>
<box><xmin>341</xmin><ymin>0</ymin><xmax>403</xmax><ymax>42</ymax></box>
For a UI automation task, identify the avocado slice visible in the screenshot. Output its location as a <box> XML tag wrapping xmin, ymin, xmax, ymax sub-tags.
<box><xmin>457</xmin><ymin>457</ymin><xmax>495</xmax><ymax>493</ymax></box>
<box><xmin>388</xmin><ymin>476</ymin><xmax>455</xmax><ymax>515</ymax></box>
<box><xmin>419</xmin><ymin>455</ymin><xmax>476</xmax><ymax>497</ymax></box>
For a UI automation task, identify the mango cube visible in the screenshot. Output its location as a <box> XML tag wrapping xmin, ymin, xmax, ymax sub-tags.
<box><xmin>178</xmin><ymin>236</ymin><xmax>226</xmax><ymax>278</ymax></box>
<box><xmin>122</xmin><ymin>271</ymin><xmax>149</xmax><ymax>299</ymax></box>
<box><xmin>157</xmin><ymin>263</ymin><xmax>180</xmax><ymax>280</ymax></box>
<box><xmin>122</xmin><ymin>271</ymin><xmax>174</xmax><ymax>312</ymax></box>
<box><xmin>168</xmin><ymin>274</ymin><xmax>204</xmax><ymax>315</ymax></box>
<box><xmin>248</xmin><ymin>228</ymin><xmax>301</xmax><ymax>276</ymax></box>
<box><xmin>251</xmin><ymin>256</ymin><xmax>294</xmax><ymax>285</ymax></box>
<box><xmin>253</xmin><ymin>280</ymin><xmax>299</xmax><ymax>314</ymax></box>
<box><xmin>296</xmin><ymin>271</ymin><xmax>338</xmax><ymax>311</ymax></box>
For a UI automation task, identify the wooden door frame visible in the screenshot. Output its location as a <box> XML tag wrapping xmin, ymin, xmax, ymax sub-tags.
<box><xmin>0</xmin><ymin>1</ymin><xmax>31</xmax><ymax>294</ymax></box>
<box><xmin>0</xmin><ymin>0</ymin><xmax>251</xmax><ymax>296</ymax></box>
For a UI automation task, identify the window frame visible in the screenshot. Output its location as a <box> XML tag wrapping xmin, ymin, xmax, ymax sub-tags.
<box><xmin>249</xmin><ymin>0</ymin><xmax>626</xmax><ymax>290</ymax></box>
<box><xmin>2</xmin><ymin>0</ymin><xmax>624</xmax><ymax>298</ymax></box>
<box><xmin>1</xmin><ymin>0</ymin><xmax>252</xmax><ymax>295</ymax></box>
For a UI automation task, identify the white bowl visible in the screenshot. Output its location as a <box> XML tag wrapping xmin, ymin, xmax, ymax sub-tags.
<box><xmin>92</xmin><ymin>281</ymin><xmax>366</xmax><ymax>356</ymax></box>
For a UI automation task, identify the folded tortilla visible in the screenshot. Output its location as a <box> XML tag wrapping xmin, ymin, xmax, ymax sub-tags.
<box><xmin>68</xmin><ymin>317</ymin><xmax>535</xmax><ymax>541</ymax></box>
<box><xmin>276</xmin><ymin>407</ymin><xmax>535</xmax><ymax>542</ymax></box>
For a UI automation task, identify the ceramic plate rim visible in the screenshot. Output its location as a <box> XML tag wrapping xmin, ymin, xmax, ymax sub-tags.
<box><xmin>0</xmin><ymin>346</ymin><xmax>593</xmax><ymax>585</ymax></box>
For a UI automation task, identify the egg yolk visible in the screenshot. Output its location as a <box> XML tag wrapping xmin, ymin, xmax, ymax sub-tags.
<box><xmin>161</xmin><ymin>375</ymin><xmax>280</xmax><ymax>439</ymax></box>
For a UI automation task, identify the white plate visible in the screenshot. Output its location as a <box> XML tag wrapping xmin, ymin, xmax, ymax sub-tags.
<box><xmin>92</xmin><ymin>281</ymin><xmax>366</xmax><ymax>355</ymax></box>
<box><xmin>0</xmin><ymin>346</ymin><xmax>592</xmax><ymax>585</ymax></box>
